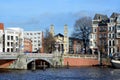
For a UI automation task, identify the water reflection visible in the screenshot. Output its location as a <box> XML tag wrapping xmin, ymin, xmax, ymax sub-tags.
<box><xmin>0</xmin><ymin>67</ymin><xmax>120</xmax><ymax>80</ymax></box>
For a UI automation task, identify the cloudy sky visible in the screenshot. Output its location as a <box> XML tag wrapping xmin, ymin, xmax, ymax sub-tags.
<box><xmin>0</xmin><ymin>0</ymin><xmax>119</xmax><ymax>35</ymax></box>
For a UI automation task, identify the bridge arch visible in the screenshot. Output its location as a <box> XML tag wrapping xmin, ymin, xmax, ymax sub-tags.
<box><xmin>27</xmin><ymin>58</ymin><xmax>53</xmax><ymax>69</ymax></box>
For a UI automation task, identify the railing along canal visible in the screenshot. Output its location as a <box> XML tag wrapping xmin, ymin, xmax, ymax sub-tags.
<box><xmin>64</xmin><ymin>54</ymin><xmax>98</xmax><ymax>59</ymax></box>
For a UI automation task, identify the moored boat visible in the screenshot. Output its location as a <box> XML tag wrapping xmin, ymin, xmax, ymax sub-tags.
<box><xmin>111</xmin><ymin>53</ymin><xmax>120</xmax><ymax>68</ymax></box>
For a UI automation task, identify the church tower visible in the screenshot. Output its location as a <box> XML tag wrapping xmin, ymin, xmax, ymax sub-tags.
<box><xmin>64</xmin><ymin>24</ymin><xmax>69</xmax><ymax>54</ymax></box>
<box><xmin>50</xmin><ymin>24</ymin><xmax>55</xmax><ymax>36</ymax></box>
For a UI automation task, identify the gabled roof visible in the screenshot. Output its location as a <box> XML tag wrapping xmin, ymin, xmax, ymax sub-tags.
<box><xmin>55</xmin><ymin>33</ymin><xmax>64</xmax><ymax>37</ymax></box>
<box><xmin>94</xmin><ymin>14</ymin><xmax>108</xmax><ymax>20</ymax></box>
<box><xmin>110</xmin><ymin>12</ymin><xmax>120</xmax><ymax>18</ymax></box>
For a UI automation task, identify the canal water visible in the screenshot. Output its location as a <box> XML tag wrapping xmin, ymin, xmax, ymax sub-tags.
<box><xmin>0</xmin><ymin>67</ymin><xmax>120</xmax><ymax>80</ymax></box>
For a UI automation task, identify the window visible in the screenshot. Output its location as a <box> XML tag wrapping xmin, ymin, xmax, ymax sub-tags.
<box><xmin>117</xmin><ymin>33</ymin><xmax>120</xmax><ymax>37</ymax></box>
<box><xmin>11</xmin><ymin>42</ymin><xmax>13</xmax><ymax>47</ymax></box>
<box><xmin>7</xmin><ymin>36</ymin><xmax>10</xmax><ymax>40</ymax></box>
<box><xmin>38</xmin><ymin>44</ymin><xmax>41</xmax><ymax>46</ymax></box>
<box><xmin>109</xmin><ymin>48</ymin><xmax>111</xmax><ymax>53</ymax></box>
<box><xmin>113</xmin><ymin>48</ymin><xmax>115</xmax><ymax>53</ymax></box>
<box><xmin>117</xmin><ymin>47</ymin><xmax>119</xmax><ymax>52</ymax></box>
<box><xmin>109</xmin><ymin>34</ymin><xmax>111</xmax><ymax>38</ymax></box>
<box><xmin>109</xmin><ymin>41</ymin><xmax>111</xmax><ymax>46</ymax></box>
<box><xmin>7</xmin><ymin>42</ymin><xmax>10</xmax><ymax>46</ymax></box>
<box><xmin>109</xmin><ymin>27</ymin><xmax>111</xmax><ymax>31</ymax></box>
<box><xmin>38</xmin><ymin>33</ymin><xmax>41</xmax><ymax>35</ymax></box>
<box><xmin>117</xmin><ymin>26</ymin><xmax>120</xmax><ymax>30</ymax></box>
<box><xmin>38</xmin><ymin>40</ymin><xmax>40</xmax><ymax>43</ymax></box>
<box><xmin>7</xmin><ymin>48</ymin><xmax>10</xmax><ymax>52</ymax></box>
<box><xmin>113</xmin><ymin>40</ymin><xmax>115</xmax><ymax>46</ymax></box>
<box><xmin>30</xmin><ymin>33</ymin><xmax>32</xmax><ymax>35</ymax></box>
<box><xmin>11</xmin><ymin>48</ymin><xmax>13</xmax><ymax>52</ymax></box>
<box><xmin>11</xmin><ymin>36</ymin><xmax>13</xmax><ymax>40</ymax></box>
<box><xmin>112</xmin><ymin>34</ymin><xmax>114</xmax><ymax>38</ymax></box>
<box><xmin>16</xmin><ymin>36</ymin><xmax>18</xmax><ymax>41</ymax></box>
<box><xmin>112</xmin><ymin>26</ymin><xmax>114</xmax><ymax>31</ymax></box>
<box><xmin>34</xmin><ymin>40</ymin><xmax>36</xmax><ymax>42</ymax></box>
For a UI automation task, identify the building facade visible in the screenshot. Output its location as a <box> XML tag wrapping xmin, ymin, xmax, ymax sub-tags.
<box><xmin>107</xmin><ymin>13</ymin><xmax>120</xmax><ymax>55</ymax></box>
<box><xmin>50</xmin><ymin>24</ymin><xmax>69</xmax><ymax>54</ymax></box>
<box><xmin>69</xmin><ymin>37</ymin><xmax>82</xmax><ymax>54</ymax></box>
<box><xmin>90</xmin><ymin>14</ymin><xmax>108</xmax><ymax>54</ymax></box>
<box><xmin>4</xmin><ymin>28</ymin><xmax>24</xmax><ymax>52</ymax></box>
<box><xmin>116</xmin><ymin>15</ymin><xmax>120</xmax><ymax>53</ymax></box>
<box><xmin>24</xmin><ymin>31</ymin><xmax>43</xmax><ymax>53</ymax></box>
<box><xmin>90</xmin><ymin>13</ymin><xmax>120</xmax><ymax>55</ymax></box>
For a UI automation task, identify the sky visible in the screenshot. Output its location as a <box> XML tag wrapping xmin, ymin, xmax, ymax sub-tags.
<box><xmin>0</xmin><ymin>0</ymin><xmax>120</xmax><ymax>36</ymax></box>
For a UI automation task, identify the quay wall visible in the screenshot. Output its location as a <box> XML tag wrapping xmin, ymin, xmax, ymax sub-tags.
<box><xmin>64</xmin><ymin>58</ymin><xmax>99</xmax><ymax>67</ymax></box>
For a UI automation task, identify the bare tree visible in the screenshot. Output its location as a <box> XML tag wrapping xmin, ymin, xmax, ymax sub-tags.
<box><xmin>43</xmin><ymin>28</ymin><xmax>56</xmax><ymax>53</ymax></box>
<box><xmin>72</xmin><ymin>17</ymin><xmax>92</xmax><ymax>53</ymax></box>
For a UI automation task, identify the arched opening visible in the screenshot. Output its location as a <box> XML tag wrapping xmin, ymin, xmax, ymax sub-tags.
<box><xmin>27</xmin><ymin>59</ymin><xmax>51</xmax><ymax>70</ymax></box>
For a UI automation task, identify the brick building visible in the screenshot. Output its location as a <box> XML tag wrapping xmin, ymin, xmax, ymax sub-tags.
<box><xmin>90</xmin><ymin>14</ymin><xmax>109</xmax><ymax>54</ymax></box>
<box><xmin>69</xmin><ymin>37</ymin><xmax>83</xmax><ymax>54</ymax></box>
<box><xmin>24</xmin><ymin>31</ymin><xmax>44</xmax><ymax>53</ymax></box>
<box><xmin>24</xmin><ymin>38</ymin><xmax>32</xmax><ymax>53</ymax></box>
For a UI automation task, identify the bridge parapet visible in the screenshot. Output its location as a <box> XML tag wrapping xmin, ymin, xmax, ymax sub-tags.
<box><xmin>0</xmin><ymin>52</ymin><xmax>18</xmax><ymax>59</ymax></box>
<box><xmin>26</xmin><ymin>53</ymin><xmax>54</xmax><ymax>58</ymax></box>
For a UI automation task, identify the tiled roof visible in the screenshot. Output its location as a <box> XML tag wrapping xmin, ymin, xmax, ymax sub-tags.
<box><xmin>94</xmin><ymin>14</ymin><xmax>108</xmax><ymax>20</ymax></box>
<box><xmin>110</xmin><ymin>12</ymin><xmax>120</xmax><ymax>18</ymax></box>
<box><xmin>55</xmin><ymin>33</ymin><xmax>64</xmax><ymax>37</ymax></box>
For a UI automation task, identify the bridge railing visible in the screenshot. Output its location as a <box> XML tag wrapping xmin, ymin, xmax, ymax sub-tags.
<box><xmin>0</xmin><ymin>52</ymin><xmax>18</xmax><ymax>59</ymax></box>
<box><xmin>64</xmin><ymin>54</ymin><xmax>98</xmax><ymax>59</ymax></box>
<box><xmin>26</xmin><ymin>53</ymin><xmax>54</xmax><ymax>58</ymax></box>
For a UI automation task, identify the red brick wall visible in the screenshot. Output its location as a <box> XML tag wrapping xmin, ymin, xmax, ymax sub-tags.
<box><xmin>64</xmin><ymin>58</ymin><xmax>99</xmax><ymax>67</ymax></box>
<box><xmin>24</xmin><ymin>38</ymin><xmax>32</xmax><ymax>53</ymax></box>
<box><xmin>0</xmin><ymin>60</ymin><xmax>15</xmax><ymax>68</ymax></box>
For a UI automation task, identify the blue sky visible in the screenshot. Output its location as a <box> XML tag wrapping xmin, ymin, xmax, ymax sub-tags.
<box><xmin>0</xmin><ymin>0</ymin><xmax>119</xmax><ymax>36</ymax></box>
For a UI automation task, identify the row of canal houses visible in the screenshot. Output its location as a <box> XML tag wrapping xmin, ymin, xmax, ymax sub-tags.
<box><xmin>90</xmin><ymin>12</ymin><xmax>120</xmax><ymax>55</ymax></box>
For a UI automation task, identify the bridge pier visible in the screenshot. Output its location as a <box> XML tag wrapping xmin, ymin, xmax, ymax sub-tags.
<box><xmin>31</xmin><ymin>60</ymin><xmax>36</xmax><ymax>70</ymax></box>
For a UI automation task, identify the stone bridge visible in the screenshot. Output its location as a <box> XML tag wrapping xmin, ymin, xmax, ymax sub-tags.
<box><xmin>0</xmin><ymin>52</ymin><xmax>62</xmax><ymax>69</ymax></box>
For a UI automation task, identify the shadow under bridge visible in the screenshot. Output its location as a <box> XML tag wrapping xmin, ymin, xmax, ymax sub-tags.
<box><xmin>27</xmin><ymin>58</ymin><xmax>53</xmax><ymax>69</ymax></box>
